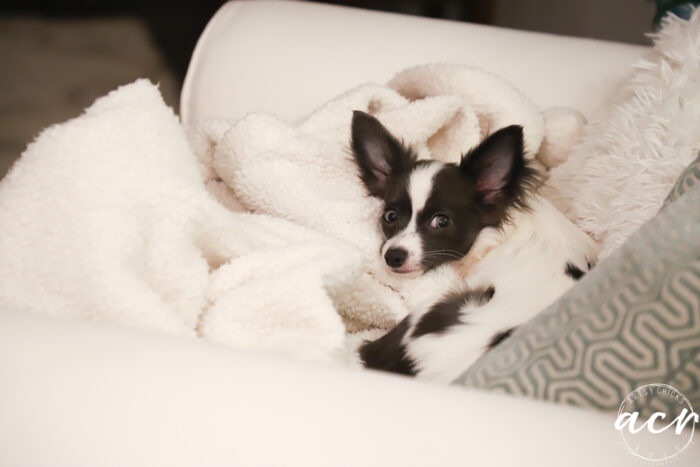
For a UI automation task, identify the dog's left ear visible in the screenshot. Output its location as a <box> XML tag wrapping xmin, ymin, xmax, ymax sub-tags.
<box><xmin>460</xmin><ymin>125</ymin><xmax>527</xmax><ymax>204</ymax></box>
<box><xmin>351</xmin><ymin>111</ymin><xmax>413</xmax><ymax>198</ymax></box>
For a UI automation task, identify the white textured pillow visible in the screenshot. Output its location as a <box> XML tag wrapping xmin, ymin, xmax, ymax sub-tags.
<box><xmin>545</xmin><ymin>10</ymin><xmax>700</xmax><ymax>258</ymax></box>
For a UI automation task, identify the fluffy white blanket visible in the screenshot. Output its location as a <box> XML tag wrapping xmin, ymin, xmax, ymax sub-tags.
<box><xmin>0</xmin><ymin>63</ymin><xmax>577</xmax><ymax>362</ymax></box>
<box><xmin>192</xmin><ymin>64</ymin><xmax>588</xmax><ymax>336</ymax></box>
<box><xmin>0</xmin><ymin>82</ymin><xmax>366</xmax><ymax>361</ymax></box>
<box><xmin>1</xmin><ymin>10</ymin><xmax>698</xmax><ymax>363</ymax></box>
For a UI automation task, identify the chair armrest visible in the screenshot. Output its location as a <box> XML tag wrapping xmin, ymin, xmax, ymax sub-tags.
<box><xmin>181</xmin><ymin>0</ymin><xmax>648</xmax><ymax>124</ymax></box>
<box><xmin>5</xmin><ymin>309</ymin><xmax>694</xmax><ymax>466</ymax></box>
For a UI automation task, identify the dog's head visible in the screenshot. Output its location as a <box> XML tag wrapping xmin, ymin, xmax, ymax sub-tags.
<box><xmin>351</xmin><ymin>110</ymin><xmax>535</xmax><ymax>275</ymax></box>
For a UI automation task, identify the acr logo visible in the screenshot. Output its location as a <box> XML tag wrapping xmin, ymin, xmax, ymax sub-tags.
<box><xmin>615</xmin><ymin>384</ymin><xmax>698</xmax><ymax>462</ymax></box>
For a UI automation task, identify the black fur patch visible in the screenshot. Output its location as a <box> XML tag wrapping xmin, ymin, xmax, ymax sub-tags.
<box><xmin>359</xmin><ymin>317</ymin><xmax>416</xmax><ymax>376</ymax></box>
<box><xmin>350</xmin><ymin>111</ymin><xmax>416</xmax><ymax>199</ymax></box>
<box><xmin>411</xmin><ymin>286</ymin><xmax>495</xmax><ymax>339</ymax></box>
<box><xmin>418</xmin><ymin>127</ymin><xmax>540</xmax><ymax>271</ymax></box>
<box><xmin>459</xmin><ymin>125</ymin><xmax>540</xmax><ymax>222</ymax></box>
<box><xmin>565</xmin><ymin>262</ymin><xmax>584</xmax><ymax>280</ymax></box>
<box><xmin>487</xmin><ymin>327</ymin><xmax>516</xmax><ymax>350</ymax></box>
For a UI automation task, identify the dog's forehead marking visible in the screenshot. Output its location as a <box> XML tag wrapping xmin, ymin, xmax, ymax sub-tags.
<box><xmin>407</xmin><ymin>162</ymin><xmax>443</xmax><ymax>215</ymax></box>
<box><xmin>381</xmin><ymin>162</ymin><xmax>443</xmax><ymax>266</ymax></box>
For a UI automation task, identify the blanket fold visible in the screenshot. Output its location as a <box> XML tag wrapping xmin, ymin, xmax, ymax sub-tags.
<box><xmin>0</xmin><ymin>81</ymin><xmax>361</xmax><ymax>361</ymax></box>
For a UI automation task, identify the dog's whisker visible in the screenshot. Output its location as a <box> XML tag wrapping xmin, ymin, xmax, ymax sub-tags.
<box><xmin>423</xmin><ymin>251</ymin><xmax>464</xmax><ymax>260</ymax></box>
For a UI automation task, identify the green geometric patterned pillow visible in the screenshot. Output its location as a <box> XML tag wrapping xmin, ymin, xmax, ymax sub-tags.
<box><xmin>664</xmin><ymin>150</ymin><xmax>700</xmax><ymax>207</ymax></box>
<box><xmin>455</xmin><ymin>180</ymin><xmax>700</xmax><ymax>413</ymax></box>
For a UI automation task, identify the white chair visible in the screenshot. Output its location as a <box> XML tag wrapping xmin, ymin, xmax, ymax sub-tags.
<box><xmin>5</xmin><ymin>2</ymin><xmax>697</xmax><ymax>466</ymax></box>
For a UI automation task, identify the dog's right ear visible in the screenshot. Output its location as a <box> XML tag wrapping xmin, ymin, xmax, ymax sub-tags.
<box><xmin>351</xmin><ymin>110</ymin><xmax>412</xmax><ymax>198</ymax></box>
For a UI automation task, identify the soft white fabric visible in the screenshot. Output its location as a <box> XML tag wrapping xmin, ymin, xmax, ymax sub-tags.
<box><xmin>0</xmin><ymin>81</ymin><xmax>364</xmax><ymax>362</ymax></box>
<box><xmin>539</xmin><ymin>107</ymin><xmax>587</xmax><ymax>169</ymax></box>
<box><xmin>545</xmin><ymin>9</ymin><xmax>700</xmax><ymax>258</ymax></box>
<box><xmin>388</xmin><ymin>64</ymin><xmax>545</xmax><ymax>157</ymax></box>
<box><xmin>0</xmin><ymin>63</ymin><xmax>590</xmax><ymax>362</ymax></box>
<box><xmin>197</xmin><ymin>64</ymin><xmax>584</xmax><ymax>333</ymax></box>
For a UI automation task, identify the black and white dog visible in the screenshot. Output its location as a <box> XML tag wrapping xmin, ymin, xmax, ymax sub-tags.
<box><xmin>351</xmin><ymin>111</ymin><xmax>598</xmax><ymax>383</ymax></box>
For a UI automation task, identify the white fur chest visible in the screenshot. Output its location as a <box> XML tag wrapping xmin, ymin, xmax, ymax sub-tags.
<box><xmin>406</xmin><ymin>196</ymin><xmax>599</xmax><ymax>383</ymax></box>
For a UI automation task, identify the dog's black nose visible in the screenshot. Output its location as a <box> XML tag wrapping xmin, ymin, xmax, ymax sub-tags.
<box><xmin>384</xmin><ymin>248</ymin><xmax>408</xmax><ymax>268</ymax></box>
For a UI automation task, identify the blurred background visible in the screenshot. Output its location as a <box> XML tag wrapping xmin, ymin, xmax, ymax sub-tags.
<box><xmin>0</xmin><ymin>0</ymin><xmax>673</xmax><ymax>178</ymax></box>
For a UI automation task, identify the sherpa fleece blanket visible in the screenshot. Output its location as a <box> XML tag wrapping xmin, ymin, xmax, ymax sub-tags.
<box><xmin>0</xmin><ymin>64</ymin><xmax>574</xmax><ymax>363</ymax></box>
<box><xmin>0</xmin><ymin>83</ymin><xmax>364</xmax><ymax>361</ymax></box>
<box><xmin>1</xmin><ymin>32</ymin><xmax>697</xmax><ymax>363</ymax></box>
<box><xmin>190</xmin><ymin>64</ymin><xmax>591</xmax><ymax>335</ymax></box>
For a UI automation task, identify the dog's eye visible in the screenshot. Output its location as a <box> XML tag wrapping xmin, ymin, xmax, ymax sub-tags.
<box><xmin>383</xmin><ymin>209</ymin><xmax>398</xmax><ymax>224</ymax></box>
<box><xmin>430</xmin><ymin>214</ymin><xmax>450</xmax><ymax>229</ymax></box>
